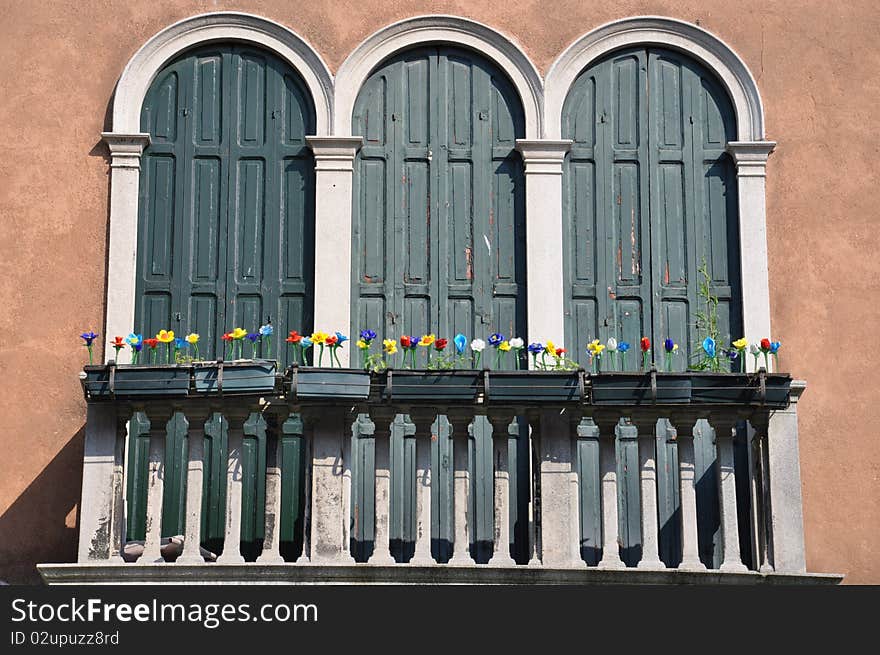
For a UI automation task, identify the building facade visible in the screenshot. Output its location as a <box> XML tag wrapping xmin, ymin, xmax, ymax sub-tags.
<box><xmin>0</xmin><ymin>1</ymin><xmax>876</xmax><ymax>583</ymax></box>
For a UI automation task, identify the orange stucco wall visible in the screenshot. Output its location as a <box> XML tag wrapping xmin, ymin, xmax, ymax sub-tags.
<box><xmin>1</xmin><ymin>0</ymin><xmax>877</xmax><ymax>584</ymax></box>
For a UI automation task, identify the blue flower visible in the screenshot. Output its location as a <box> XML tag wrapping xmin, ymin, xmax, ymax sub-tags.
<box><xmin>702</xmin><ymin>337</ymin><xmax>716</xmax><ymax>358</ymax></box>
<box><xmin>246</xmin><ymin>333</ymin><xmax>260</xmax><ymax>343</ymax></box>
<box><xmin>80</xmin><ymin>331</ymin><xmax>98</xmax><ymax>346</ymax></box>
<box><xmin>617</xmin><ymin>341</ymin><xmax>631</xmax><ymax>353</ymax></box>
<box><xmin>454</xmin><ymin>333</ymin><xmax>467</xmax><ymax>354</ymax></box>
<box><xmin>664</xmin><ymin>338</ymin><xmax>676</xmax><ymax>353</ymax></box>
<box><xmin>259</xmin><ymin>324</ymin><xmax>273</xmax><ymax>336</ymax></box>
<box><xmin>409</xmin><ymin>336</ymin><xmax>419</xmax><ymax>349</ymax></box>
<box><xmin>770</xmin><ymin>340</ymin><xmax>781</xmax><ymax>354</ymax></box>
<box><xmin>724</xmin><ymin>349</ymin><xmax>738</xmax><ymax>362</ymax></box>
<box><xmin>359</xmin><ymin>329</ymin><xmax>376</xmax><ymax>341</ymax></box>
<box><xmin>488</xmin><ymin>333</ymin><xmax>504</xmax><ymax>347</ymax></box>
<box><xmin>174</xmin><ymin>337</ymin><xmax>187</xmax><ymax>349</ymax></box>
<box><xmin>527</xmin><ymin>342</ymin><xmax>544</xmax><ymax>354</ymax></box>
<box><xmin>335</xmin><ymin>331</ymin><xmax>349</xmax><ymax>344</ymax></box>
<box><xmin>301</xmin><ymin>337</ymin><xmax>313</xmax><ymax>349</ymax></box>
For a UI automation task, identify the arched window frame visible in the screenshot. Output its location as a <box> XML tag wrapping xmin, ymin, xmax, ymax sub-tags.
<box><xmin>545</xmin><ymin>16</ymin><xmax>775</xmax><ymax>362</ymax></box>
<box><xmin>101</xmin><ymin>12</ymin><xmax>332</xmax><ymax>361</ymax></box>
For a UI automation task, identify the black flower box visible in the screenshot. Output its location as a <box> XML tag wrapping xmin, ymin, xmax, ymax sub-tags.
<box><xmin>193</xmin><ymin>360</ymin><xmax>278</xmax><ymax>395</ymax></box>
<box><xmin>589</xmin><ymin>370</ymin><xmax>692</xmax><ymax>406</ymax></box>
<box><xmin>287</xmin><ymin>366</ymin><xmax>372</xmax><ymax>401</ymax></box>
<box><xmin>81</xmin><ymin>363</ymin><xmax>191</xmax><ymax>400</ymax></box>
<box><xmin>485</xmin><ymin>370</ymin><xmax>585</xmax><ymax>403</ymax></box>
<box><xmin>690</xmin><ymin>371</ymin><xmax>791</xmax><ymax>408</ymax></box>
<box><xmin>380</xmin><ymin>369</ymin><xmax>481</xmax><ymax>402</ymax></box>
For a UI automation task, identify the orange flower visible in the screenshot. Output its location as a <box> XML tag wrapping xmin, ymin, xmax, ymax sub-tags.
<box><xmin>287</xmin><ymin>330</ymin><xmax>303</xmax><ymax>343</ymax></box>
<box><xmin>325</xmin><ymin>334</ymin><xmax>339</xmax><ymax>346</ymax></box>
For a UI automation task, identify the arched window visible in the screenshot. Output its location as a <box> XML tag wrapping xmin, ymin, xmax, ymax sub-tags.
<box><xmin>136</xmin><ymin>43</ymin><xmax>316</xmax><ymax>361</ymax></box>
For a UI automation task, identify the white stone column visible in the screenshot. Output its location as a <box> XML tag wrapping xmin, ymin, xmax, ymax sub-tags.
<box><xmin>77</xmin><ymin>404</ymin><xmax>126</xmax><ymax>562</ymax></box>
<box><xmin>256</xmin><ymin>432</ymin><xmax>284</xmax><ymax>564</ymax></box>
<box><xmin>766</xmin><ymin>381</ymin><xmax>808</xmax><ymax>573</ymax></box>
<box><xmin>713</xmin><ymin>417</ymin><xmax>748</xmax><ymax>573</ymax></box>
<box><xmin>515</xmin><ymin>140</ymin><xmax>572</xmax><ymax>349</ymax></box>
<box><xmin>486</xmin><ymin>412</ymin><xmax>517</xmax><ymax>567</ymax></box>
<box><xmin>538</xmin><ymin>410</ymin><xmax>579</xmax><ymax>567</ymax></box>
<box><xmin>177</xmin><ymin>425</ymin><xmax>205</xmax><ymax>564</ymax></box>
<box><xmin>727</xmin><ymin>140</ymin><xmax>776</xmax><ymax>369</ymax></box>
<box><xmin>632</xmin><ymin>416</ymin><xmax>664</xmax><ymax>570</ymax></box>
<box><xmin>595</xmin><ymin>415</ymin><xmax>625</xmax><ymax>569</ymax></box>
<box><xmin>139</xmin><ymin>413</ymin><xmax>168</xmax><ymax>564</ymax></box>
<box><xmin>306</xmin><ymin>136</ymin><xmax>363</xmax><ymax>365</ymax></box>
<box><xmin>409</xmin><ymin>411</ymin><xmax>436</xmax><ymax>566</ymax></box>
<box><xmin>309</xmin><ymin>411</ymin><xmax>355</xmax><ymax>564</ymax></box>
<box><xmin>217</xmin><ymin>422</ymin><xmax>245</xmax><ymax>564</ymax></box>
<box><xmin>447</xmin><ymin>412</ymin><xmax>473</xmax><ymax>565</ymax></box>
<box><xmin>673</xmin><ymin>416</ymin><xmax>708</xmax><ymax>571</ymax></box>
<box><xmin>368</xmin><ymin>412</ymin><xmax>396</xmax><ymax>565</ymax></box>
<box><xmin>100</xmin><ymin>132</ymin><xmax>150</xmax><ymax>363</ymax></box>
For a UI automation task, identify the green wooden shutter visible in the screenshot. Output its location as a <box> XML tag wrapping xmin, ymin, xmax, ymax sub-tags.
<box><xmin>131</xmin><ymin>45</ymin><xmax>315</xmax><ymax>558</ymax></box>
<box><xmin>563</xmin><ymin>47</ymin><xmax>742</xmax><ymax>567</ymax></box>
<box><xmin>351</xmin><ymin>47</ymin><xmax>528</xmax><ymax>562</ymax></box>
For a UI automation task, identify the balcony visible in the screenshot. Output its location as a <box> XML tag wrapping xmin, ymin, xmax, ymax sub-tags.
<box><xmin>38</xmin><ymin>364</ymin><xmax>842</xmax><ymax>584</ymax></box>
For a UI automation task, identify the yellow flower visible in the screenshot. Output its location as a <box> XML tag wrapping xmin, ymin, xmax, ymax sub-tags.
<box><xmin>732</xmin><ymin>337</ymin><xmax>748</xmax><ymax>350</ymax></box>
<box><xmin>498</xmin><ymin>340</ymin><xmax>511</xmax><ymax>351</ymax></box>
<box><xmin>545</xmin><ymin>340</ymin><xmax>556</xmax><ymax>354</ymax></box>
<box><xmin>418</xmin><ymin>334</ymin><xmax>435</xmax><ymax>347</ymax></box>
<box><xmin>356</xmin><ymin>339</ymin><xmax>369</xmax><ymax>350</ymax></box>
<box><xmin>311</xmin><ymin>331</ymin><xmax>329</xmax><ymax>345</ymax></box>
<box><xmin>587</xmin><ymin>339</ymin><xmax>605</xmax><ymax>356</ymax></box>
<box><xmin>383</xmin><ymin>339</ymin><xmax>398</xmax><ymax>355</ymax></box>
<box><xmin>185</xmin><ymin>333</ymin><xmax>199</xmax><ymax>344</ymax></box>
<box><xmin>230</xmin><ymin>327</ymin><xmax>247</xmax><ymax>340</ymax></box>
<box><xmin>157</xmin><ymin>329</ymin><xmax>175</xmax><ymax>343</ymax></box>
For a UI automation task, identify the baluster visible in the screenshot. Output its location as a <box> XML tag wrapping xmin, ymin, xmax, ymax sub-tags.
<box><xmin>712</xmin><ymin>414</ymin><xmax>748</xmax><ymax>572</ymax></box>
<box><xmin>177</xmin><ymin>410</ymin><xmax>207</xmax><ymax>564</ymax></box>
<box><xmin>256</xmin><ymin>414</ymin><xmax>287</xmax><ymax>564</ymax></box>
<box><xmin>486</xmin><ymin>410</ymin><xmax>517</xmax><ymax>567</ymax></box>
<box><xmin>217</xmin><ymin>410</ymin><xmax>246</xmax><ymax>563</ymax></box>
<box><xmin>140</xmin><ymin>407</ymin><xmax>170</xmax><ymax>564</ymax></box>
<box><xmin>671</xmin><ymin>412</ymin><xmax>708</xmax><ymax>571</ymax></box>
<box><xmin>109</xmin><ymin>410</ymin><xmax>128</xmax><ymax>563</ymax></box>
<box><xmin>296</xmin><ymin>414</ymin><xmax>313</xmax><ymax>564</ymax></box>
<box><xmin>537</xmin><ymin>409</ymin><xmax>581</xmax><ymax>567</ymax></box>
<box><xmin>750</xmin><ymin>412</ymin><xmax>774</xmax><ymax>573</ymax></box>
<box><xmin>368</xmin><ymin>409</ymin><xmax>396</xmax><ymax>565</ymax></box>
<box><xmin>409</xmin><ymin>409</ymin><xmax>436</xmax><ymax>566</ymax></box>
<box><xmin>594</xmin><ymin>413</ymin><xmax>625</xmax><ymax>569</ymax></box>
<box><xmin>631</xmin><ymin>414</ymin><xmax>664</xmax><ymax>570</ymax></box>
<box><xmin>447</xmin><ymin>409</ymin><xmax>474</xmax><ymax>565</ymax></box>
<box><xmin>525</xmin><ymin>410</ymin><xmax>544</xmax><ymax>567</ymax></box>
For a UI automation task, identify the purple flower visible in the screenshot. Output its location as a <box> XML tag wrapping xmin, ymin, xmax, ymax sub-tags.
<box><xmin>664</xmin><ymin>338</ymin><xmax>676</xmax><ymax>353</ymax></box>
<box><xmin>359</xmin><ymin>329</ymin><xmax>376</xmax><ymax>341</ymax></box>
<box><xmin>488</xmin><ymin>333</ymin><xmax>504</xmax><ymax>347</ymax></box>
<box><xmin>246</xmin><ymin>333</ymin><xmax>260</xmax><ymax>343</ymax></box>
<box><xmin>527</xmin><ymin>342</ymin><xmax>544</xmax><ymax>354</ymax></box>
<box><xmin>80</xmin><ymin>331</ymin><xmax>98</xmax><ymax>346</ymax></box>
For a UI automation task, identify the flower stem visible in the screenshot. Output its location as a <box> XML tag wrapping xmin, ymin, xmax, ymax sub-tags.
<box><xmin>475</xmin><ymin>351</ymin><xmax>482</xmax><ymax>369</ymax></box>
<box><xmin>87</xmin><ymin>345</ymin><xmax>93</xmax><ymax>365</ymax></box>
<box><xmin>642</xmin><ymin>351</ymin><xmax>649</xmax><ymax>371</ymax></box>
<box><xmin>763</xmin><ymin>352</ymin><xmax>769</xmax><ymax>370</ymax></box>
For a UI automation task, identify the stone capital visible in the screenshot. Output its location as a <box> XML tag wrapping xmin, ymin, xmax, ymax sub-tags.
<box><xmin>101</xmin><ymin>132</ymin><xmax>151</xmax><ymax>169</ymax></box>
<box><xmin>515</xmin><ymin>139</ymin><xmax>572</xmax><ymax>174</ymax></box>
<box><xmin>726</xmin><ymin>140</ymin><xmax>777</xmax><ymax>178</ymax></box>
<box><xmin>306</xmin><ymin>136</ymin><xmax>364</xmax><ymax>171</ymax></box>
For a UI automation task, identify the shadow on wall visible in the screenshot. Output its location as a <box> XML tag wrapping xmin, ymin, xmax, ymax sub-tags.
<box><xmin>0</xmin><ymin>427</ymin><xmax>84</xmax><ymax>584</ymax></box>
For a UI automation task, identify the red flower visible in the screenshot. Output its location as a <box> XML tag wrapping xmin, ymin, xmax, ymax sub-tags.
<box><xmin>640</xmin><ymin>337</ymin><xmax>651</xmax><ymax>352</ymax></box>
<box><xmin>760</xmin><ymin>338</ymin><xmax>772</xmax><ymax>351</ymax></box>
<box><xmin>325</xmin><ymin>335</ymin><xmax>339</xmax><ymax>346</ymax></box>
<box><xmin>555</xmin><ymin>347</ymin><xmax>566</xmax><ymax>357</ymax></box>
<box><xmin>221</xmin><ymin>332</ymin><xmax>233</xmax><ymax>342</ymax></box>
<box><xmin>144</xmin><ymin>338</ymin><xmax>159</xmax><ymax>349</ymax></box>
<box><xmin>400</xmin><ymin>335</ymin><xmax>412</xmax><ymax>348</ymax></box>
<box><xmin>434</xmin><ymin>338</ymin><xmax>448</xmax><ymax>351</ymax></box>
<box><xmin>287</xmin><ymin>330</ymin><xmax>302</xmax><ymax>344</ymax></box>
<box><xmin>111</xmin><ymin>336</ymin><xmax>125</xmax><ymax>348</ymax></box>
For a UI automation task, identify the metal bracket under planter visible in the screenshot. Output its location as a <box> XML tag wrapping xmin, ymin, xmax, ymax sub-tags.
<box><xmin>689</xmin><ymin>369</ymin><xmax>791</xmax><ymax>409</ymax></box>
<box><xmin>81</xmin><ymin>362</ymin><xmax>191</xmax><ymax>400</ymax></box>
<box><xmin>484</xmin><ymin>369</ymin><xmax>586</xmax><ymax>404</ymax></box>
<box><xmin>589</xmin><ymin>369</ymin><xmax>692</xmax><ymax>406</ymax></box>
<box><xmin>381</xmin><ymin>369</ymin><xmax>481</xmax><ymax>402</ymax></box>
<box><xmin>193</xmin><ymin>360</ymin><xmax>278</xmax><ymax>395</ymax></box>
<box><xmin>287</xmin><ymin>365</ymin><xmax>371</xmax><ymax>401</ymax></box>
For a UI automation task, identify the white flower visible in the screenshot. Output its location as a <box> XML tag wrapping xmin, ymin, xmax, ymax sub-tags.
<box><xmin>470</xmin><ymin>338</ymin><xmax>486</xmax><ymax>352</ymax></box>
<box><xmin>509</xmin><ymin>337</ymin><xmax>524</xmax><ymax>349</ymax></box>
<box><xmin>606</xmin><ymin>337</ymin><xmax>618</xmax><ymax>351</ymax></box>
<box><xmin>749</xmin><ymin>343</ymin><xmax>760</xmax><ymax>355</ymax></box>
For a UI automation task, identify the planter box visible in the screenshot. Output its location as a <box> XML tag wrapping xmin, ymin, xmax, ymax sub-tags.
<box><xmin>193</xmin><ymin>360</ymin><xmax>277</xmax><ymax>395</ymax></box>
<box><xmin>81</xmin><ymin>364</ymin><xmax>191</xmax><ymax>399</ymax></box>
<box><xmin>690</xmin><ymin>371</ymin><xmax>791</xmax><ymax>408</ymax></box>
<box><xmin>381</xmin><ymin>369</ymin><xmax>481</xmax><ymax>402</ymax></box>
<box><xmin>288</xmin><ymin>366</ymin><xmax>371</xmax><ymax>401</ymax></box>
<box><xmin>590</xmin><ymin>371</ymin><xmax>691</xmax><ymax>406</ymax></box>
<box><xmin>486</xmin><ymin>370</ymin><xmax>585</xmax><ymax>403</ymax></box>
